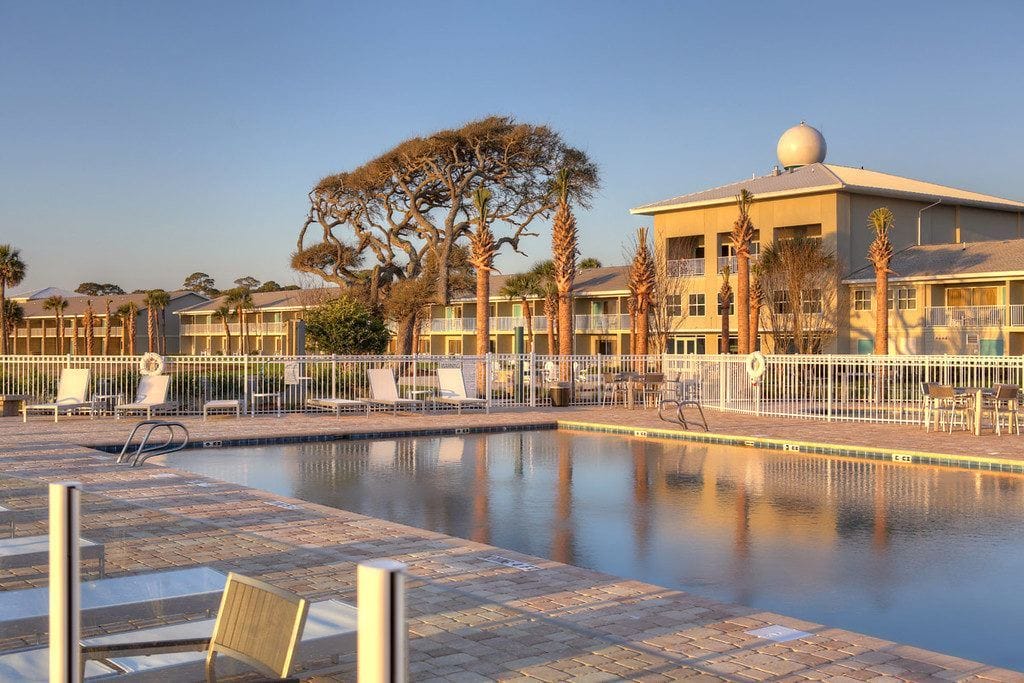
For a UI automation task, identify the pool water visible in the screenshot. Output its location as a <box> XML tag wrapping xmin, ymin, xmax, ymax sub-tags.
<box><xmin>155</xmin><ymin>430</ymin><xmax>1024</xmax><ymax>669</ymax></box>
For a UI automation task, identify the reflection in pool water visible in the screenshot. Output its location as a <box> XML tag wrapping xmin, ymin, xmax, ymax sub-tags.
<box><xmin>157</xmin><ymin>430</ymin><xmax>1024</xmax><ymax>669</ymax></box>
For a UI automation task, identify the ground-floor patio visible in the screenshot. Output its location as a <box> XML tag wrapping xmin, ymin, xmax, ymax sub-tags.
<box><xmin>0</xmin><ymin>407</ymin><xmax>1020</xmax><ymax>681</ymax></box>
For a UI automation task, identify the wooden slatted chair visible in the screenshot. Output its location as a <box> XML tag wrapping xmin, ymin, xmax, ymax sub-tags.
<box><xmin>82</xmin><ymin>572</ymin><xmax>309</xmax><ymax>681</ymax></box>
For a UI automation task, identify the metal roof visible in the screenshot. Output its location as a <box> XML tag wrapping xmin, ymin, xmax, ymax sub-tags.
<box><xmin>844</xmin><ymin>239</ymin><xmax>1024</xmax><ymax>283</ymax></box>
<box><xmin>631</xmin><ymin>163</ymin><xmax>1024</xmax><ymax>215</ymax></box>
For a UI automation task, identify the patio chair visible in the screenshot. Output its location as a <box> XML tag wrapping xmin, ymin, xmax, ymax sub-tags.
<box><xmin>600</xmin><ymin>373</ymin><xmax>627</xmax><ymax>406</ymax></box>
<box><xmin>115</xmin><ymin>375</ymin><xmax>177</xmax><ymax>419</ymax></box>
<box><xmin>638</xmin><ymin>373</ymin><xmax>666</xmax><ymax>408</ymax></box>
<box><xmin>21</xmin><ymin>368</ymin><xmax>91</xmax><ymax>423</ymax></box>
<box><xmin>367</xmin><ymin>368</ymin><xmax>424</xmax><ymax>414</ymax></box>
<box><xmin>927</xmin><ymin>384</ymin><xmax>970</xmax><ymax>433</ymax></box>
<box><xmin>980</xmin><ymin>383</ymin><xmax>1020</xmax><ymax>436</ymax></box>
<box><xmin>435</xmin><ymin>368</ymin><xmax>488</xmax><ymax>413</ymax></box>
<box><xmin>81</xmin><ymin>572</ymin><xmax>312</xmax><ymax>681</ymax></box>
<box><xmin>306</xmin><ymin>396</ymin><xmax>370</xmax><ymax>416</ymax></box>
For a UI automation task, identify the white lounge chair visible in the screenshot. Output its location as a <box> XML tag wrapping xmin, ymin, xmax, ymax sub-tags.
<box><xmin>435</xmin><ymin>368</ymin><xmax>489</xmax><ymax>413</ymax></box>
<box><xmin>0</xmin><ymin>598</ymin><xmax>356</xmax><ymax>681</ymax></box>
<box><xmin>367</xmin><ymin>368</ymin><xmax>424</xmax><ymax>414</ymax></box>
<box><xmin>307</xmin><ymin>396</ymin><xmax>370</xmax><ymax>416</ymax></box>
<box><xmin>21</xmin><ymin>368</ymin><xmax>91</xmax><ymax>423</ymax></box>
<box><xmin>0</xmin><ymin>534</ymin><xmax>105</xmax><ymax>577</ymax></box>
<box><xmin>0</xmin><ymin>567</ymin><xmax>226</xmax><ymax>640</ymax></box>
<box><xmin>115</xmin><ymin>375</ymin><xmax>177</xmax><ymax>418</ymax></box>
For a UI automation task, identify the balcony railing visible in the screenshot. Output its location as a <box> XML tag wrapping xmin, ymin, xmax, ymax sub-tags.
<box><xmin>925</xmin><ymin>306</ymin><xmax>1005</xmax><ymax>328</ymax></box>
<box><xmin>573</xmin><ymin>313</ymin><xmax>631</xmax><ymax>332</ymax></box>
<box><xmin>429</xmin><ymin>318</ymin><xmax>476</xmax><ymax>333</ymax></box>
<box><xmin>1011</xmin><ymin>304</ymin><xmax>1024</xmax><ymax>327</ymax></box>
<box><xmin>181</xmin><ymin>322</ymin><xmax>288</xmax><ymax>336</ymax></box>
<box><xmin>491</xmin><ymin>316</ymin><xmax>548</xmax><ymax>332</ymax></box>
<box><xmin>666</xmin><ymin>258</ymin><xmax>705</xmax><ymax>278</ymax></box>
<box><xmin>716</xmin><ymin>253</ymin><xmax>758</xmax><ymax>273</ymax></box>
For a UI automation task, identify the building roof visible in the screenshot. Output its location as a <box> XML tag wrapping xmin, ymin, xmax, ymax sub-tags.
<box><xmin>451</xmin><ymin>266</ymin><xmax>629</xmax><ymax>302</ymax></box>
<box><xmin>16</xmin><ymin>290</ymin><xmax>204</xmax><ymax>319</ymax></box>
<box><xmin>177</xmin><ymin>287</ymin><xmax>340</xmax><ymax>314</ymax></box>
<box><xmin>9</xmin><ymin>287</ymin><xmax>80</xmax><ymax>301</ymax></box>
<box><xmin>843</xmin><ymin>238</ymin><xmax>1024</xmax><ymax>284</ymax></box>
<box><xmin>630</xmin><ymin>163</ymin><xmax>1024</xmax><ymax>215</ymax></box>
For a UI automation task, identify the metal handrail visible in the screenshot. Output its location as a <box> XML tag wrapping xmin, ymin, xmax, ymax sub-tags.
<box><xmin>117</xmin><ymin>420</ymin><xmax>190</xmax><ymax>466</ymax></box>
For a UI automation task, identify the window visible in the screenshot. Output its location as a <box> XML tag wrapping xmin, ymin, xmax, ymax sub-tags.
<box><xmin>887</xmin><ymin>287</ymin><xmax>917</xmax><ymax>310</ymax></box>
<box><xmin>417</xmin><ymin>338</ymin><xmax>431</xmax><ymax>354</ymax></box>
<box><xmin>596</xmin><ymin>338</ymin><xmax>615</xmax><ymax>355</ymax></box>
<box><xmin>446</xmin><ymin>338</ymin><xmax>463</xmax><ymax>355</ymax></box>
<box><xmin>717</xmin><ymin>296</ymin><xmax>735</xmax><ymax>315</ymax></box>
<box><xmin>945</xmin><ymin>286</ymin><xmax>998</xmax><ymax>307</ymax></box>
<box><xmin>687</xmin><ymin>294</ymin><xmax>705</xmax><ymax>316</ymax></box>
<box><xmin>773</xmin><ymin>291</ymin><xmax>791</xmax><ymax>314</ymax></box>
<box><xmin>666</xmin><ymin>336</ymin><xmax>706</xmax><ymax>355</ymax></box>
<box><xmin>802</xmin><ymin>289</ymin><xmax>823</xmax><ymax>314</ymax></box>
<box><xmin>853</xmin><ymin>289</ymin><xmax>872</xmax><ymax>311</ymax></box>
<box><xmin>666</xmin><ymin>295</ymin><xmax>682</xmax><ymax>317</ymax></box>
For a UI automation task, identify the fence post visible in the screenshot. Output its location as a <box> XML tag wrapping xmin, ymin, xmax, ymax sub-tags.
<box><xmin>49</xmin><ymin>481</ymin><xmax>81</xmax><ymax>683</ymax></box>
<box><xmin>357</xmin><ymin>559</ymin><xmax>408</xmax><ymax>683</ymax></box>
<box><xmin>332</xmin><ymin>357</ymin><xmax>337</xmax><ymax>400</ymax></box>
<box><xmin>242</xmin><ymin>355</ymin><xmax>249</xmax><ymax>414</ymax></box>
<box><xmin>529</xmin><ymin>352</ymin><xmax>536</xmax><ymax>407</ymax></box>
<box><xmin>485</xmin><ymin>353</ymin><xmax>492</xmax><ymax>408</ymax></box>
<box><xmin>826</xmin><ymin>355</ymin><xmax>834</xmax><ymax>422</ymax></box>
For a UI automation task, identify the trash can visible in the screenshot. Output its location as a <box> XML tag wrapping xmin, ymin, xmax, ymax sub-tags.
<box><xmin>549</xmin><ymin>382</ymin><xmax>571</xmax><ymax>407</ymax></box>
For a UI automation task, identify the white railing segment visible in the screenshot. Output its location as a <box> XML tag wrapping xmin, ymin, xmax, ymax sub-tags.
<box><xmin>2</xmin><ymin>352</ymin><xmax>1022</xmax><ymax>424</ymax></box>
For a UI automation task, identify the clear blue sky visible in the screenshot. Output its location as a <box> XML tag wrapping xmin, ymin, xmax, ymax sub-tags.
<box><xmin>2</xmin><ymin>1</ymin><xmax>1022</xmax><ymax>292</ymax></box>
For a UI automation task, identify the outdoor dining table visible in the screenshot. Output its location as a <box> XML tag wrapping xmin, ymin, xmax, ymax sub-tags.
<box><xmin>957</xmin><ymin>387</ymin><xmax>996</xmax><ymax>436</ymax></box>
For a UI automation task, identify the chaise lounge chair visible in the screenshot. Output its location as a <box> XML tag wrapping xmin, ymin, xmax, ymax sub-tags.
<box><xmin>367</xmin><ymin>368</ymin><xmax>424</xmax><ymax>414</ymax></box>
<box><xmin>435</xmin><ymin>368</ymin><xmax>488</xmax><ymax>414</ymax></box>
<box><xmin>306</xmin><ymin>396</ymin><xmax>370</xmax><ymax>416</ymax></box>
<box><xmin>21</xmin><ymin>368</ymin><xmax>92</xmax><ymax>423</ymax></box>
<box><xmin>115</xmin><ymin>375</ymin><xmax>177</xmax><ymax>419</ymax></box>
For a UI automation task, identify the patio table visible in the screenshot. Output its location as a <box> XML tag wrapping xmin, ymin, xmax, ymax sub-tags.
<box><xmin>955</xmin><ymin>387</ymin><xmax>996</xmax><ymax>436</ymax></box>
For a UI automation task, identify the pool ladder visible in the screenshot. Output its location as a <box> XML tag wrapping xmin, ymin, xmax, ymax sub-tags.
<box><xmin>117</xmin><ymin>420</ymin><xmax>190</xmax><ymax>466</ymax></box>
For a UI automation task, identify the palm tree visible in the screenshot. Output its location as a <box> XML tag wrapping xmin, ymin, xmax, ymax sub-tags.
<box><xmin>83</xmin><ymin>300</ymin><xmax>95</xmax><ymax>356</ymax></box>
<box><xmin>749</xmin><ymin>264</ymin><xmax>764</xmax><ymax>352</ymax></box>
<box><xmin>2</xmin><ymin>300</ymin><xmax>24</xmax><ymax>353</ymax></box>
<box><xmin>143</xmin><ymin>289</ymin><xmax>170</xmax><ymax>353</ymax></box>
<box><xmin>551</xmin><ymin>169</ymin><xmax>579</xmax><ymax>364</ymax></box>
<box><xmin>0</xmin><ymin>244</ymin><xmax>27</xmax><ymax>354</ymax></box>
<box><xmin>116</xmin><ymin>303</ymin><xmax>136</xmax><ymax>355</ymax></box>
<box><xmin>213</xmin><ymin>303</ymin><xmax>233</xmax><ymax>354</ymax></box>
<box><xmin>71</xmin><ymin>316</ymin><xmax>80</xmax><ymax>355</ymax></box>
<box><xmin>867</xmin><ymin>207</ymin><xmax>895</xmax><ymax>355</ymax></box>
<box><xmin>718</xmin><ymin>265</ymin><xmax>733</xmax><ymax>354</ymax></box>
<box><xmin>499</xmin><ymin>272</ymin><xmax>543</xmax><ymax>352</ymax></box>
<box><xmin>530</xmin><ymin>261</ymin><xmax>559</xmax><ymax>355</ymax></box>
<box><xmin>43</xmin><ymin>295</ymin><xmax>68</xmax><ymax>354</ymax></box>
<box><xmin>730</xmin><ymin>190</ymin><xmax>755</xmax><ymax>354</ymax></box>
<box><xmin>226</xmin><ymin>287</ymin><xmax>254</xmax><ymax>354</ymax></box>
<box><xmin>468</xmin><ymin>187</ymin><xmax>496</xmax><ymax>360</ymax></box>
<box><xmin>103</xmin><ymin>299</ymin><xmax>112</xmax><ymax>354</ymax></box>
<box><xmin>627</xmin><ymin>227</ymin><xmax>657</xmax><ymax>355</ymax></box>
<box><xmin>579</xmin><ymin>257</ymin><xmax>602</xmax><ymax>269</ymax></box>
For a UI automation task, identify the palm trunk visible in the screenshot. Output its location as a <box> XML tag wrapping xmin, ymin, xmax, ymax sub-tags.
<box><xmin>749</xmin><ymin>294</ymin><xmax>761</xmax><ymax>352</ymax></box>
<box><xmin>0</xmin><ymin>281</ymin><xmax>6</xmax><ymax>355</ymax></box>
<box><xmin>237</xmin><ymin>310</ymin><xmax>245</xmax><ymax>354</ymax></box>
<box><xmin>875</xmin><ymin>267</ymin><xmax>888</xmax><ymax>354</ymax></box>
<box><xmin>636</xmin><ymin>308</ymin><xmax>649</xmax><ymax>355</ymax></box>
<box><xmin>720</xmin><ymin>295</ymin><xmax>731</xmax><ymax>354</ymax></box>
<box><xmin>147</xmin><ymin>307</ymin><xmax>155</xmax><ymax>352</ymax></box>
<box><xmin>71</xmin><ymin>317</ymin><xmax>80</xmax><ymax>355</ymax></box>
<box><xmin>475</xmin><ymin>269</ymin><xmax>490</xmax><ymax>358</ymax></box>
<box><xmin>160</xmin><ymin>310</ymin><xmax>167</xmax><ymax>354</ymax></box>
<box><xmin>544</xmin><ymin>297</ymin><xmax>557</xmax><ymax>356</ymax></box>
<box><xmin>558</xmin><ymin>294</ymin><xmax>572</xmax><ymax>359</ymax></box>
<box><xmin>103</xmin><ymin>302</ymin><xmax>111</xmax><ymax>354</ymax></box>
<box><xmin>522</xmin><ymin>299</ymin><xmax>534</xmax><ymax>353</ymax></box>
<box><xmin>737</xmin><ymin>254</ymin><xmax>750</xmax><ymax>354</ymax></box>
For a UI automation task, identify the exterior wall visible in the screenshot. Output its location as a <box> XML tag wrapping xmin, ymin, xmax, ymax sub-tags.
<box><xmin>178</xmin><ymin>307</ymin><xmax>302</xmax><ymax>355</ymax></box>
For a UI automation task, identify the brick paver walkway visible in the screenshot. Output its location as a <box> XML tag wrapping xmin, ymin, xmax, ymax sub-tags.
<box><xmin>1</xmin><ymin>409</ymin><xmax>1020</xmax><ymax>681</ymax></box>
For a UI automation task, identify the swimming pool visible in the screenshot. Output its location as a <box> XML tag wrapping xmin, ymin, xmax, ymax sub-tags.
<box><xmin>155</xmin><ymin>430</ymin><xmax>1024</xmax><ymax>669</ymax></box>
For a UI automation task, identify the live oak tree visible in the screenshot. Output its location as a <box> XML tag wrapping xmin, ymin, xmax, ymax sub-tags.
<box><xmin>182</xmin><ymin>272</ymin><xmax>219</xmax><ymax>297</ymax></box>
<box><xmin>294</xmin><ymin>116</ymin><xmax>598</xmax><ymax>354</ymax></box>
<box><xmin>76</xmin><ymin>282</ymin><xmax>125</xmax><ymax>296</ymax></box>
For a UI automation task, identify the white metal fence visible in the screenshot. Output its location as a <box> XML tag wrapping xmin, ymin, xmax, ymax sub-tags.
<box><xmin>1</xmin><ymin>353</ymin><xmax>1022</xmax><ymax>424</ymax></box>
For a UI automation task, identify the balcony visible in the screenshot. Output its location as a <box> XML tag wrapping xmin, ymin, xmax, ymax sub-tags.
<box><xmin>924</xmin><ymin>306</ymin><xmax>1005</xmax><ymax>328</ymax></box>
<box><xmin>716</xmin><ymin>253</ymin><xmax>758</xmax><ymax>273</ymax></box>
<box><xmin>573</xmin><ymin>313</ymin><xmax>630</xmax><ymax>332</ymax></box>
<box><xmin>666</xmin><ymin>258</ymin><xmax>705</xmax><ymax>278</ymax></box>
<box><xmin>491</xmin><ymin>316</ymin><xmax>548</xmax><ymax>332</ymax></box>
<box><xmin>429</xmin><ymin>318</ymin><xmax>476</xmax><ymax>333</ymax></box>
<box><xmin>181</xmin><ymin>322</ymin><xmax>288</xmax><ymax>336</ymax></box>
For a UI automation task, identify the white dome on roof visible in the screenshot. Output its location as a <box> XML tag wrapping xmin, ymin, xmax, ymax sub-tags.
<box><xmin>777</xmin><ymin>122</ymin><xmax>826</xmax><ymax>169</ymax></box>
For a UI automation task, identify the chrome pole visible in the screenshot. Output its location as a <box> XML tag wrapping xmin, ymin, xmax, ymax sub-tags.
<box><xmin>49</xmin><ymin>481</ymin><xmax>81</xmax><ymax>683</ymax></box>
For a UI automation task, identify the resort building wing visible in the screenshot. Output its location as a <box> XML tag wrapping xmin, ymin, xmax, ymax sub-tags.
<box><xmin>631</xmin><ymin>124</ymin><xmax>1024</xmax><ymax>355</ymax></box>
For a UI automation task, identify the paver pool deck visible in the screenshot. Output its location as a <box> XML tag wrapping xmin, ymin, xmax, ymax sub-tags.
<box><xmin>1</xmin><ymin>407</ymin><xmax>1021</xmax><ymax>682</ymax></box>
